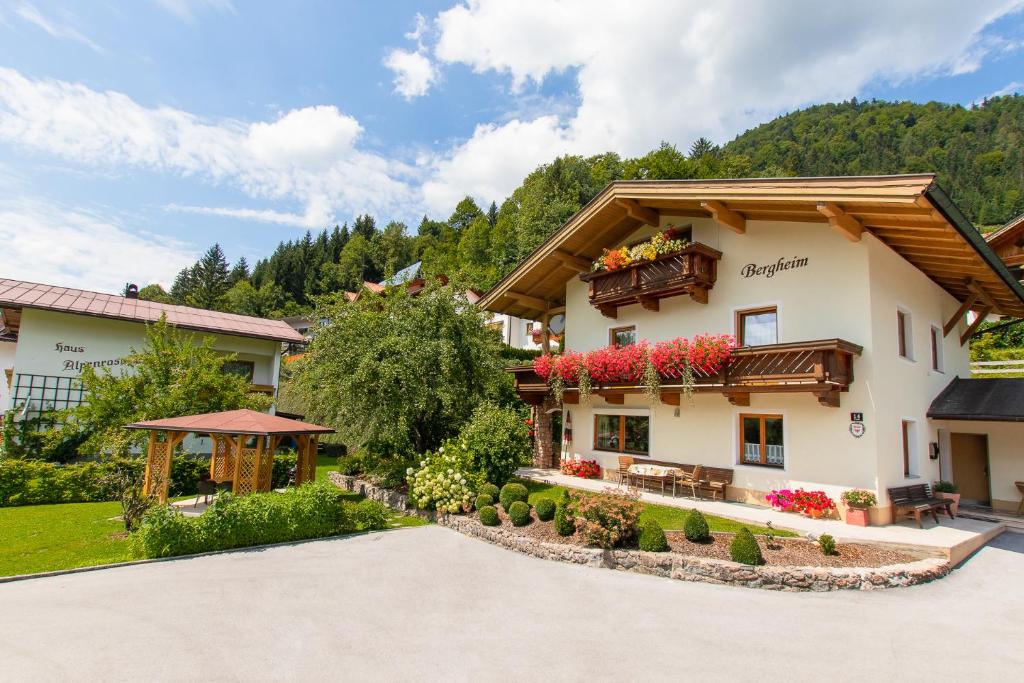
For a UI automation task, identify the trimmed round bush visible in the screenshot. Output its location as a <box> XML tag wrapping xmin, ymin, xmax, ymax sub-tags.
<box><xmin>819</xmin><ymin>533</ymin><xmax>838</xmax><ymax>556</ymax></box>
<box><xmin>683</xmin><ymin>509</ymin><xmax>711</xmax><ymax>543</ymax></box>
<box><xmin>478</xmin><ymin>505</ymin><xmax>500</xmax><ymax>526</ymax></box>
<box><xmin>729</xmin><ymin>527</ymin><xmax>765</xmax><ymax>566</ymax></box>
<box><xmin>508</xmin><ymin>500</ymin><xmax>532</xmax><ymax>527</ymax></box>
<box><xmin>499</xmin><ymin>482</ymin><xmax>529</xmax><ymax>511</ymax></box>
<box><xmin>535</xmin><ymin>498</ymin><xmax>556</xmax><ymax>521</ymax></box>
<box><xmin>554</xmin><ymin>503</ymin><xmax>575</xmax><ymax>536</ymax></box>
<box><xmin>638</xmin><ymin>520</ymin><xmax>669</xmax><ymax>552</ymax></box>
<box><xmin>474</xmin><ymin>493</ymin><xmax>494</xmax><ymax>510</ymax></box>
<box><xmin>479</xmin><ymin>483</ymin><xmax>500</xmax><ymax>502</ymax></box>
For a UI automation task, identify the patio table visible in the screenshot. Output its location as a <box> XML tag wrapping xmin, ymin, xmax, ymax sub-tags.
<box><xmin>627</xmin><ymin>464</ymin><xmax>682</xmax><ymax>494</ymax></box>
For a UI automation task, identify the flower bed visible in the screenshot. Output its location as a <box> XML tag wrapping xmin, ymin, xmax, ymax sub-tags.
<box><xmin>560</xmin><ymin>459</ymin><xmax>601</xmax><ymax>479</ymax></box>
<box><xmin>767</xmin><ymin>488</ymin><xmax>837</xmax><ymax>518</ymax></box>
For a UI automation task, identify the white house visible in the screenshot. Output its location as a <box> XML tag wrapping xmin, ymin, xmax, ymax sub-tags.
<box><xmin>0</xmin><ymin>279</ymin><xmax>304</xmax><ymax>427</ymax></box>
<box><xmin>480</xmin><ymin>175</ymin><xmax>1024</xmax><ymax>522</ymax></box>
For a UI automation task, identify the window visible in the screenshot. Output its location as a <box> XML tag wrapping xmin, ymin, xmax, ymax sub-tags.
<box><xmin>736</xmin><ymin>307</ymin><xmax>777</xmax><ymax>346</ymax></box>
<box><xmin>222</xmin><ymin>360</ymin><xmax>255</xmax><ymax>382</ymax></box>
<box><xmin>739</xmin><ymin>414</ymin><xmax>784</xmax><ymax>467</ymax></box>
<box><xmin>594</xmin><ymin>414</ymin><xmax>649</xmax><ymax>455</ymax></box>
<box><xmin>609</xmin><ymin>325</ymin><xmax>637</xmax><ymax>347</ymax></box>
<box><xmin>901</xmin><ymin>419</ymin><xmax>918</xmax><ymax>477</ymax></box>
<box><xmin>897</xmin><ymin>308</ymin><xmax>913</xmax><ymax>360</ymax></box>
<box><xmin>930</xmin><ymin>325</ymin><xmax>943</xmax><ymax>372</ymax></box>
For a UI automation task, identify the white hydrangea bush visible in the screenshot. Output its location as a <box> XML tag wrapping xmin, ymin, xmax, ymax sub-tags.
<box><xmin>407</xmin><ymin>441</ymin><xmax>476</xmax><ymax>514</ymax></box>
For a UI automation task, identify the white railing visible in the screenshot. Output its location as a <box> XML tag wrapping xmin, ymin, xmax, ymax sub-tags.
<box><xmin>971</xmin><ymin>360</ymin><xmax>1024</xmax><ymax>376</ymax></box>
<box><xmin>743</xmin><ymin>443</ymin><xmax>784</xmax><ymax>465</ymax></box>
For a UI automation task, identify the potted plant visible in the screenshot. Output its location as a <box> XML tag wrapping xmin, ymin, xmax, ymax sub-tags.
<box><xmin>933</xmin><ymin>481</ymin><xmax>960</xmax><ymax>514</ymax></box>
<box><xmin>840</xmin><ymin>489</ymin><xmax>877</xmax><ymax>526</ymax></box>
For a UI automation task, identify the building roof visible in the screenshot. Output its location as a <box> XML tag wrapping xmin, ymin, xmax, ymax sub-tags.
<box><xmin>983</xmin><ymin>213</ymin><xmax>1024</xmax><ymax>249</ymax></box>
<box><xmin>0</xmin><ymin>279</ymin><xmax>304</xmax><ymax>343</ymax></box>
<box><xmin>927</xmin><ymin>377</ymin><xmax>1024</xmax><ymax>422</ymax></box>
<box><xmin>383</xmin><ymin>261</ymin><xmax>423</xmax><ymax>286</ymax></box>
<box><xmin>478</xmin><ymin>175</ymin><xmax>1024</xmax><ymax>321</ymax></box>
<box><xmin>125</xmin><ymin>408</ymin><xmax>335</xmax><ymax>435</ymax></box>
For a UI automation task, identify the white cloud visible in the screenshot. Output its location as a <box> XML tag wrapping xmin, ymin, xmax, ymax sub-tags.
<box><xmin>0</xmin><ymin>67</ymin><xmax>419</xmax><ymax>228</ymax></box>
<box><xmin>421</xmin><ymin>0</ymin><xmax>1024</xmax><ymax>211</ymax></box>
<box><xmin>152</xmin><ymin>0</ymin><xmax>235</xmax><ymax>22</ymax></box>
<box><xmin>164</xmin><ymin>203</ymin><xmax>310</xmax><ymax>227</ymax></box>
<box><xmin>384</xmin><ymin>48</ymin><xmax>438</xmax><ymax>100</ymax></box>
<box><xmin>989</xmin><ymin>80</ymin><xmax>1024</xmax><ymax>98</ymax></box>
<box><xmin>15</xmin><ymin>3</ymin><xmax>105</xmax><ymax>54</ymax></box>
<box><xmin>0</xmin><ymin>198</ymin><xmax>196</xmax><ymax>291</ymax></box>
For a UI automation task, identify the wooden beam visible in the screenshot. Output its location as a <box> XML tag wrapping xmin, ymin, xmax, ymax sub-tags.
<box><xmin>700</xmin><ymin>201</ymin><xmax>746</xmax><ymax>234</ymax></box>
<box><xmin>817</xmin><ymin>202</ymin><xmax>863</xmax><ymax>242</ymax></box>
<box><xmin>551</xmin><ymin>249</ymin><xmax>592</xmax><ymax>273</ymax></box>
<box><xmin>505</xmin><ymin>290</ymin><xmax>551</xmax><ymax>312</ymax></box>
<box><xmin>659</xmin><ymin>392</ymin><xmax>680</xmax><ymax>406</ymax></box>
<box><xmin>724</xmin><ymin>391</ymin><xmax>750</xmax><ymax>407</ymax></box>
<box><xmin>815</xmin><ymin>389</ymin><xmax>841</xmax><ymax>408</ymax></box>
<box><xmin>960</xmin><ymin>306</ymin><xmax>993</xmax><ymax>345</ymax></box>
<box><xmin>599</xmin><ymin>392</ymin><xmax>624</xmax><ymax>405</ymax></box>
<box><xmin>562</xmin><ymin>392</ymin><xmax>579</xmax><ymax>405</ymax></box>
<box><xmin>967</xmin><ymin>279</ymin><xmax>999</xmax><ymax>311</ymax></box>
<box><xmin>943</xmin><ymin>292</ymin><xmax>977</xmax><ymax>336</ymax></box>
<box><xmin>614</xmin><ymin>198</ymin><xmax>660</xmax><ymax>227</ymax></box>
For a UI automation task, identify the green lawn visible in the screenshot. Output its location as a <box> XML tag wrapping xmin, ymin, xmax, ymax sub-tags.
<box><xmin>0</xmin><ymin>483</ymin><xmax>425</xmax><ymax>578</ymax></box>
<box><xmin>517</xmin><ymin>478</ymin><xmax>798</xmax><ymax>537</ymax></box>
<box><xmin>316</xmin><ymin>453</ymin><xmax>339</xmax><ymax>481</ymax></box>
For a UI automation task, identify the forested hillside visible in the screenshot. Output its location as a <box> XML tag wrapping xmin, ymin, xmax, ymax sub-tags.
<box><xmin>147</xmin><ymin>95</ymin><xmax>1024</xmax><ymax>317</ymax></box>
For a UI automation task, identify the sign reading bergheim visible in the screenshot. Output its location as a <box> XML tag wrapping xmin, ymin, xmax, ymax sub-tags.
<box><xmin>741</xmin><ymin>256</ymin><xmax>809</xmax><ymax>279</ymax></box>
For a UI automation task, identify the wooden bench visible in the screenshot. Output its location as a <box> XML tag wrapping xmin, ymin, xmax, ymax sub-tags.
<box><xmin>887</xmin><ymin>484</ymin><xmax>955</xmax><ymax>528</ymax></box>
<box><xmin>698</xmin><ymin>467</ymin><xmax>733</xmax><ymax>501</ymax></box>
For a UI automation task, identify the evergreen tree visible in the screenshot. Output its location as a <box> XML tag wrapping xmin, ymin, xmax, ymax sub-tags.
<box><xmin>187</xmin><ymin>244</ymin><xmax>231</xmax><ymax>309</ymax></box>
<box><xmin>352</xmin><ymin>214</ymin><xmax>377</xmax><ymax>241</ymax></box>
<box><xmin>228</xmin><ymin>256</ymin><xmax>251</xmax><ymax>285</ymax></box>
<box><xmin>487</xmin><ymin>201</ymin><xmax>499</xmax><ymax>228</ymax></box>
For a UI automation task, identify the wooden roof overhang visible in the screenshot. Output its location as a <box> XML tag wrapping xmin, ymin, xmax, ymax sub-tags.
<box><xmin>478</xmin><ymin>175</ymin><xmax>1024</xmax><ymax>325</ymax></box>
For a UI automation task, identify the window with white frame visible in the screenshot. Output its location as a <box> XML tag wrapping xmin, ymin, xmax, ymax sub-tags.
<box><xmin>929</xmin><ymin>325</ymin><xmax>944</xmax><ymax>372</ymax></box>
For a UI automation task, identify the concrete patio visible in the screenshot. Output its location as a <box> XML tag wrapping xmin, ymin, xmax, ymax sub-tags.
<box><xmin>517</xmin><ymin>468</ymin><xmax>1005</xmax><ymax>564</ymax></box>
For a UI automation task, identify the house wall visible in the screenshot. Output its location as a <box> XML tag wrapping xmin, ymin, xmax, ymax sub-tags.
<box><xmin>560</xmin><ymin>215</ymin><xmax>972</xmax><ymax>521</ymax></box>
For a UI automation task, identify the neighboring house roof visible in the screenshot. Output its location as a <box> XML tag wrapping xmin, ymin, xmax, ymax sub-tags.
<box><xmin>478</xmin><ymin>175</ymin><xmax>1024</xmax><ymax>321</ymax></box>
<box><xmin>928</xmin><ymin>377</ymin><xmax>1024</xmax><ymax>422</ymax></box>
<box><xmin>125</xmin><ymin>408</ymin><xmax>335</xmax><ymax>435</ymax></box>
<box><xmin>983</xmin><ymin>213</ymin><xmax>1024</xmax><ymax>249</ymax></box>
<box><xmin>384</xmin><ymin>261</ymin><xmax>423</xmax><ymax>286</ymax></box>
<box><xmin>0</xmin><ymin>278</ymin><xmax>304</xmax><ymax>343</ymax></box>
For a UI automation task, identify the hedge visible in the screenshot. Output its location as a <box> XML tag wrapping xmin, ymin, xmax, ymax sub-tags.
<box><xmin>134</xmin><ymin>481</ymin><xmax>387</xmax><ymax>558</ymax></box>
<box><xmin>0</xmin><ymin>452</ymin><xmax>298</xmax><ymax>507</ymax></box>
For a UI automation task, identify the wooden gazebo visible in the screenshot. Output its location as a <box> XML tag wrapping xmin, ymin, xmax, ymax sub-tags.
<box><xmin>125</xmin><ymin>409</ymin><xmax>335</xmax><ymax>503</ymax></box>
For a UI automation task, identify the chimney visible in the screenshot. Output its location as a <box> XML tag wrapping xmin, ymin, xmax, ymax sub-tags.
<box><xmin>125</xmin><ymin>284</ymin><xmax>139</xmax><ymax>299</ymax></box>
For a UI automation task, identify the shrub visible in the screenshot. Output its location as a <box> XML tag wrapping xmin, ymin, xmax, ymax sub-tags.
<box><xmin>270</xmin><ymin>451</ymin><xmax>298</xmax><ymax>488</ymax></box>
<box><xmin>933</xmin><ymin>480</ymin><xmax>958</xmax><ymax>494</ymax></box>
<box><xmin>478</xmin><ymin>505</ymin><xmax>500</xmax><ymax>526</ymax></box>
<box><xmin>569</xmin><ymin>489</ymin><xmax>643</xmax><ymax>549</ymax></box>
<box><xmin>349</xmin><ymin>499</ymin><xmax>391</xmax><ymax>531</ymax></box>
<box><xmin>479</xmin><ymin>483</ymin><xmax>500</xmax><ymax>502</ymax></box>
<box><xmin>499</xmin><ymin>482</ymin><xmax>529</xmax><ymax>511</ymax></box>
<box><xmin>535</xmin><ymin>497</ymin><xmax>556</xmax><ymax>521</ymax></box>
<box><xmin>508</xmin><ymin>500</ymin><xmax>532</xmax><ymax>526</ymax></box>
<box><xmin>554</xmin><ymin>503</ymin><xmax>575</xmax><ymax>536</ymax></box>
<box><xmin>458</xmin><ymin>403</ymin><xmax>532</xmax><ymax>487</ymax></box>
<box><xmin>337</xmin><ymin>452</ymin><xmax>365</xmax><ymax>476</ymax></box>
<box><xmin>729</xmin><ymin>528</ymin><xmax>765</xmax><ymax>565</ymax></box>
<box><xmin>683</xmin><ymin>509</ymin><xmax>711</xmax><ymax>542</ymax></box>
<box><xmin>475</xmin><ymin>493</ymin><xmax>494</xmax><ymax>510</ymax></box>
<box><xmin>135</xmin><ymin>480</ymin><xmax>353</xmax><ymax>558</ymax></box>
<box><xmin>819</xmin><ymin>533</ymin><xmax>837</xmax><ymax>556</ymax></box>
<box><xmin>407</xmin><ymin>443</ymin><xmax>475</xmax><ymax>514</ymax></box>
<box><xmin>638</xmin><ymin>520</ymin><xmax>669</xmax><ymax>552</ymax></box>
<box><xmin>840</xmin><ymin>489</ymin><xmax>877</xmax><ymax>508</ymax></box>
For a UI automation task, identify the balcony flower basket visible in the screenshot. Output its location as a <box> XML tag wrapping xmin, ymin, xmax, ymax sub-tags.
<box><xmin>590</xmin><ymin>227</ymin><xmax>690</xmax><ymax>272</ymax></box>
<box><xmin>840</xmin><ymin>489</ymin><xmax>877</xmax><ymax>526</ymax></box>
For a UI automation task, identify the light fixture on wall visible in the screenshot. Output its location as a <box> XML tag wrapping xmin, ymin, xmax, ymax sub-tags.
<box><xmin>929</xmin><ymin>442</ymin><xmax>940</xmax><ymax>460</ymax></box>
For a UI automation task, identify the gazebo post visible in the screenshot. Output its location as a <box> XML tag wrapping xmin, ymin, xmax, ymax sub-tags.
<box><xmin>143</xmin><ymin>429</ymin><xmax>186</xmax><ymax>503</ymax></box>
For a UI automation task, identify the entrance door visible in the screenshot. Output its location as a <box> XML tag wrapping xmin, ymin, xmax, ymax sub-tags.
<box><xmin>950</xmin><ymin>433</ymin><xmax>990</xmax><ymax>504</ymax></box>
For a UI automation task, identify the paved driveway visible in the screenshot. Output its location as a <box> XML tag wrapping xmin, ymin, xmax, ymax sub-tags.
<box><xmin>0</xmin><ymin>526</ymin><xmax>1021</xmax><ymax>682</ymax></box>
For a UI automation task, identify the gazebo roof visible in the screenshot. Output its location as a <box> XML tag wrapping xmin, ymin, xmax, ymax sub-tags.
<box><xmin>125</xmin><ymin>409</ymin><xmax>335</xmax><ymax>436</ymax></box>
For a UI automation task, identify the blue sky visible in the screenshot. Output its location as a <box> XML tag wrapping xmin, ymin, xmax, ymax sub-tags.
<box><xmin>2</xmin><ymin>0</ymin><xmax>1024</xmax><ymax>293</ymax></box>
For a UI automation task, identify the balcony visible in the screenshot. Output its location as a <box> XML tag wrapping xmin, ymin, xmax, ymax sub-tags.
<box><xmin>508</xmin><ymin>338</ymin><xmax>862</xmax><ymax>408</ymax></box>
<box><xmin>577</xmin><ymin>243</ymin><xmax>722</xmax><ymax>318</ymax></box>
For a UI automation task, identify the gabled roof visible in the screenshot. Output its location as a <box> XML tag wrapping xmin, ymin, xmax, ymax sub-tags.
<box><xmin>478</xmin><ymin>175</ymin><xmax>1024</xmax><ymax>321</ymax></box>
<box><xmin>0</xmin><ymin>278</ymin><xmax>304</xmax><ymax>343</ymax></box>
<box><xmin>928</xmin><ymin>377</ymin><xmax>1024</xmax><ymax>422</ymax></box>
<box><xmin>125</xmin><ymin>408</ymin><xmax>334</xmax><ymax>435</ymax></box>
<box><xmin>984</xmin><ymin>213</ymin><xmax>1024</xmax><ymax>249</ymax></box>
<box><xmin>384</xmin><ymin>261</ymin><xmax>423</xmax><ymax>286</ymax></box>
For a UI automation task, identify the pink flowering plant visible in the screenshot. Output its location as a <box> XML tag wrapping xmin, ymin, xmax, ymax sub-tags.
<box><xmin>765</xmin><ymin>488</ymin><xmax>796</xmax><ymax>512</ymax></box>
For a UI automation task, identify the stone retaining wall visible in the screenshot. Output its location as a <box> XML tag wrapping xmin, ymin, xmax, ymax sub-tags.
<box><xmin>328</xmin><ymin>472</ymin><xmax>950</xmax><ymax>591</ymax></box>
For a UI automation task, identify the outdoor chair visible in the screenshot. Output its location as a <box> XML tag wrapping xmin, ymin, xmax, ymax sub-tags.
<box><xmin>674</xmin><ymin>465</ymin><xmax>702</xmax><ymax>499</ymax></box>
<box><xmin>194</xmin><ymin>478</ymin><xmax>217</xmax><ymax>507</ymax></box>
<box><xmin>617</xmin><ymin>456</ymin><xmax>634</xmax><ymax>487</ymax></box>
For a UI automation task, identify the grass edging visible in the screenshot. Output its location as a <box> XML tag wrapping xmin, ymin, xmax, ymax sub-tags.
<box><xmin>0</xmin><ymin>525</ymin><xmax>420</xmax><ymax>585</ymax></box>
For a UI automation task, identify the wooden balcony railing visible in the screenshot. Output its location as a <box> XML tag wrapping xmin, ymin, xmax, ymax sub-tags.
<box><xmin>577</xmin><ymin>243</ymin><xmax>722</xmax><ymax>318</ymax></box>
<box><xmin>508</xmin><ymin>338</ymin><xmax>862</xmax><ymax>408</ymax></box>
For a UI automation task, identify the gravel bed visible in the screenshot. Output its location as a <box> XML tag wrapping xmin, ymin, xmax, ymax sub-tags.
<box><xmin>476</xmin><ymin>509</ymin><xmax>920</xmax><ymax>568</ymax></box>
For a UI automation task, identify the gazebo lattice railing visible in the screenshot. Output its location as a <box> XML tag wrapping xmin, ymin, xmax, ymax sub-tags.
<box><xmin>128</xmin><ymin>409</ymin><xmax>333</xmax><ymax>503</ymax></box>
